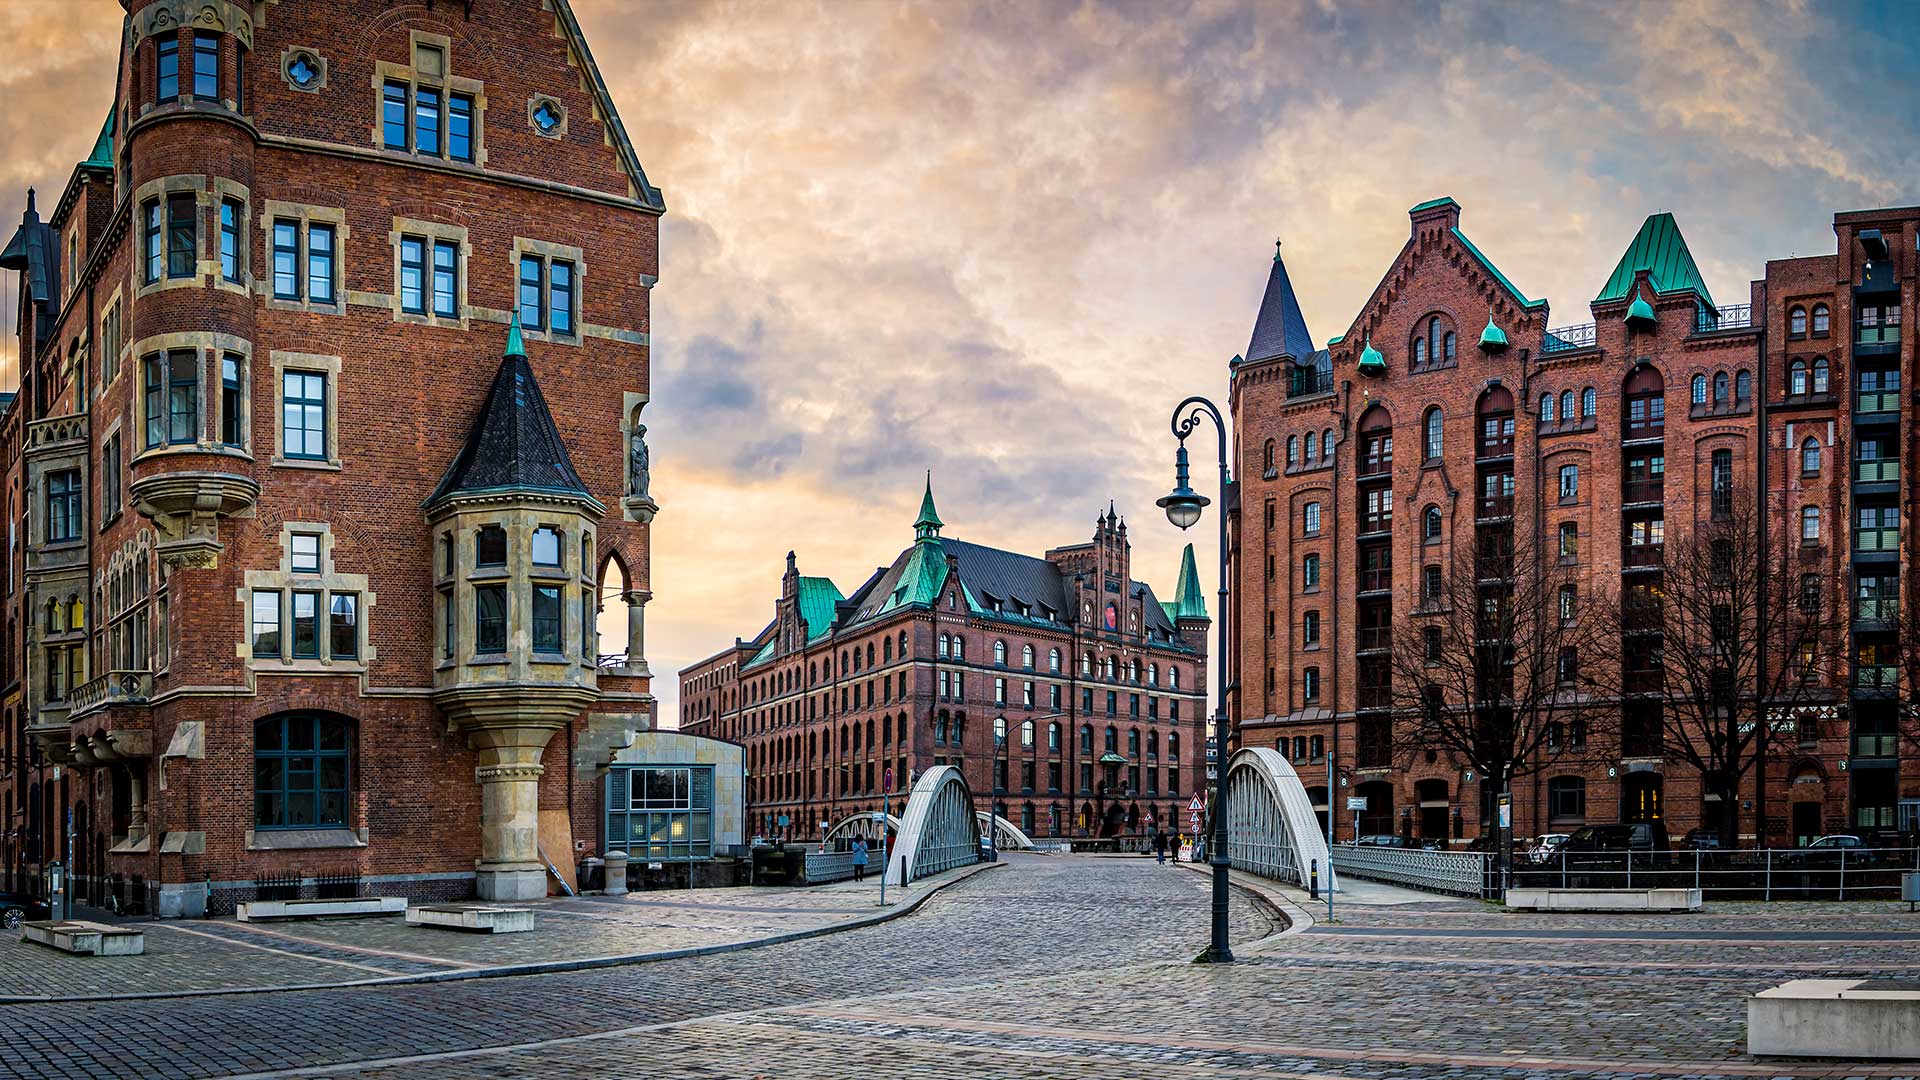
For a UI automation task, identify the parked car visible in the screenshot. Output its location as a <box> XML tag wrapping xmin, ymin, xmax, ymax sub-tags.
<box><xmin>1561</xmin><ymin>822</ymin><xmax>1669</xmax><ymax>852</ymax></box>
<box><xmin>1351</xmin><ymin>834</ymin><xmax>1406</xmax><ymax>847</ymax></box>
<box><xmin>1677</xmin><ymin>828</ymin><xmax>1724</xmax><ymax>850</ymax></box>
<box><xmin>1528</xmin><ymin>833</ymin><xmax>1571</xmax><ymax>864</ymax></box>
<box><xmin>1789</xmin><ymin>834</ymin><xmax>1876</xmax><ymax>868</ymax></box>
<box><xmin>0</xmin><ymin>892</ymin><xmax>50</xmax><ymax>932</ymax></box>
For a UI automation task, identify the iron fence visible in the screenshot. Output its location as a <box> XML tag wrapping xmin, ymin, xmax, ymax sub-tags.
<box><xmin>1514</xmin><ymin>846</ymin><xmax>1920</xmax><ymax>900</ymax></box>
<box><xmin>1330</xmin><ymin>845</ymin><xmax>1491</xmax><ymax>898</ymax></box>
<box><xmin>1542</xmin><ymin>323</ymin><xmax>1596</xmax><ymax>353</ymax></box>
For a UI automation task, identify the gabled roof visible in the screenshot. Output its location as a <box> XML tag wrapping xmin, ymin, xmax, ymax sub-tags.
<box><xmin>0</xmin><ymin>189</ymin><xmax>58</xmax><ymax>349</ymax></box>
<box><xmin>796</xmin><ymin>577</ymin><xmax>844</xmax><ymax>643</ymax></box>
<box><xmin>427</xmin><ymin>320</ymin><xmax>594</xmax><ymax>507</ymax></box>
<box><xmin>1450</xmin><ymin>227</ymin><xmax>1546</xmax><ymax>311</ymax></box>
<box><xmin>1595</xmin><ymin>212</ymin><xmax>1714</xmax><ymax>310</ymax></box>
<box><xmin>550</xmin><ymin>0</ymin><xmax>666</xmax><ymax>212</ymax></box>
<box><xmin>1245</xmin><ymin>245</ymin><xmax>1315</xmax><ymax>364</ymax></box>
<box><xmin>83</xmin><ymin>111</ymin><xmax>114</xmax><ymax>170</ymax></box>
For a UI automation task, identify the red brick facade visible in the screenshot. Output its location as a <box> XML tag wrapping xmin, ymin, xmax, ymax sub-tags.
<box><xmin>2</xmin><ymin>0</ymin><xmax>659</xmax><ymax>914</ymax></box>
<box><xmin>1228</xmin><ymin>198</ymin><xmax>1920</xmax><ymax>847</ymax></box>
<box><xmin>680</xmin><ymin>491</ymin><xmax>1210</xmax><ymax>843</ymax></box>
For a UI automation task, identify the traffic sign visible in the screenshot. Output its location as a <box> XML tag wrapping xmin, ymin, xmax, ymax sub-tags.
<box><xmin>1187</xmin><ymin>795</ymin><xmax>1205</xmax><ymax>812</ymax></box>
<box><xmin>1346</xmin><ymin>796</ymin><xmax>1368</xmax><ymax>811</ymax></box>
<box><xmin>885</xmin><ymin>767</ymin><xmax>894</xmax><ymax>792</ymax></box>
<box><xmin>869</xmin><ymin>810</ymin><xmax>886</xmax><ymax>823</ymax></box>
<box><xmin>778</xmin><ymin>814</ymin><xmax>790</xmax><ymax>827</ymax></box>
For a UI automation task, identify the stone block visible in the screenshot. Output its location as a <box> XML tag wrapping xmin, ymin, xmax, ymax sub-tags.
<box><xmin>24</xmin><ymin>920</ymin><xmax>146</xmax><ymax>956</ymax></box>
<box><xmin>235</xmin><ymin>896</ymin><xmax>407</xmax><ymax>921</ymax></box>
<box><xmin>405</xmin><ymin>903</ymin><xmax>535</xmax><ymax>933</ymax></box>
<box><xmin>1750</xmin><ymin>978</ymin><xmax>1920</xmax><ymax>1059</ymax></box>
<box><xmin>1505</xmin><ymin>887</ymin><xmax>1701</xmax><ymax>912</ymax></box>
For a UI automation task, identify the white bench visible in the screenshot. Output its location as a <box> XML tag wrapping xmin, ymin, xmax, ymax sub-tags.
<box><xmin>235</xmin><ymin>896</ymin><xmax>408</xmax><ymax>922</ymax></box>
<box><xmin>1506</xmin><ymin>887</ymin><xmax>1702</xmax><ymax>912</ymax></box>
<box><xmin>23</xmin><ymin>920</ymin><xmax>146</xmax><ymax>956</ymax></box>
<box><xmin>1751</xmin><ymin>979</ymin><xmax>1920</xmax><ymax>1059</ymax></box>
<box><xmin>404</xmin><ymin>904</ymin><xmax>534</xmax><ymax>934</ymax></box>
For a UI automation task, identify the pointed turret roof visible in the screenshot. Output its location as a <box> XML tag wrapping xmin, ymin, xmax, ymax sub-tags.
<box><xmin>1245</xmin><ymin>242</ymin><xmax>1315</xmax><ymax>364</ymax></box>
<box><xmin>914</xmin><ymin>472</ymin><xmax>944</xmax><ymax>538</ymax></box>
<box><xmin>1170</xmin><ymin>543</ymin><xmax>1208</xmax><ymax>621</ymax></box>
<box><xmin>428</xmin><ymin>317</ymin><xmax>593</xmax><ymax>507</ymax></box>
<box><xmin>1596</xmin><ymin>212</ymin><xmax>1714</xmax><ymax>310</ymax></box>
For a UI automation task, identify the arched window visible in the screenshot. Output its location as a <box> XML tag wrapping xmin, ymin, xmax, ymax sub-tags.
<box><xmin>1285</xmin><ymin>435</ymin><xmax>1299</xmax><ymax>466</ymax></box>
<box><xmin>1104</xmin><ymin>726</ymin><xmax>1118</xmax><ymax>753</ymax></box>
<box><xmin>938</xmin><ymin>633</ymin><xmax>949</xmax><ymax>658</ymax></box>
<box><xmin>1812</xmin><ymin>358</ymin><xmax>1830</xmax><ymax>394</ymax></box>
<box><xmin>1021</xmin><ymin>644</ymin><xmax>1034</xmax><ymax>669</ymax></box>
<box><xmin>1801</xmin><ymin>437</ymin><xmax>1821</xmax><ymax>475</ymax></box>
<box><xmin>1080</xmin><ymin>725</ymin><xmax>1093</xmax><ymax>754</ymax></box>
<box><xmin>1167</xmin><ymin>732</ymin><xmax>1180</xmax><ymax>761</ymax></box>
<box><xmin>993</xmin><ymin>639</ymin><xmax>1007</xmax><ymax>665</ymax></box>
<box><xmin>992</xmin><ymin>715</ymin><xmax>1006</xmax><ymax>745</ymax></box>
<box><xmin>1103</xmin><ymin>657</ymin><xmax>1115</xmax><ymax>680</ymax></box>
<box><xmin>1147</xmin><ymin>730</ymin><xmax>1159</xmax><ymax>760</ymax></box>
<box><xmin>1423</xmin><ymin>505</ymin><xmax>1442</xmax><ymax>542</ymax></box>
<box><xmin>1811</xmin><ymin>304</ymin><xmax>1829</xmax><ymax>335</ymax></box>
<box><xmin>953</xmin><ymin>636</ymin><xmax>964</xmax><ymax>660</ymax></box>
<box><xmin>900</xmin><ymin>630</ymin><xmax>908</xmax><ymax>655</ymax></box>
<box><xmin>1801</xmin><ymin>505</ymin><xmax>1821</xmax><ymax>542</ymax></box>
<box><xmin>1540</xmin><ymin>393</ymin><xmax>1555</xmax><ymax>423</ymax></box>
<box><xmin>1444</xmin><ymin>331</ymin><xmax>1456</xmax><ymax>362</ymax></box>
<box><xmin>1790</xmin><ymin>360</ymin><xmax>1807</xmax><ymax>396</ymax></box>
<box><xmin>1735</xmin><ymin>370</ymin><xmax>1751</xmax><ymax>403</ymax></box>
<box><xmin>1081</xmin><ymin>652</ymin><xmax>1092</xmax><ymax>675</ymax></box>
<box><xmin>1428</xmin><ymin>316</ymin><xmax>1442</xmax><ymax>362</ymax></box>
<box><xmin>1048</xmin><ymin>722</ymin><xmax>1061</xmax><ymax>751</ymax></box>
<box><xmin>1048</xmin><ymin>648</ymin><xmax>1061</xmax><ymax>672</ymax></box>
<box><xmin>1582</xmin><ymin>387</ymin><xmax>1596</xmax><ymax>416</ymax></box>
<box><xmin>1303</xmin><ymin>501</ymin><xmax>1321</xmax><ymax>535</ymax></box>
<box><xmin>1128</xmin><ymin>659</ymin><xmax>1140</xmax><ymax>682</ymax></box>
<box><xmin>1789</xmin><ymin>306</ymin><xmax>1807</xmax><ymax>337</ymax></box>
<box><xmin>1560</xmin><ymin>390</ymin><xmax>1574</xmax><ymax>420</ymax></box>
<box><xmin>1321</xmin><ymin>428</ymin><xmax>1334</xmax><ymax>459</ymax></box>
<box><xmin>883</xmin><ymin>637</ymin><xmax>892</xmax><ymax>662</ymax></box>
<box><xmin>1169</xmin><ymin>667</ymin><xmax>1180</xmax><ymax>689</ymax></box>
<box><xmin>1262</xmin><ymin>440</ymin><xmax>1275</xmax><ymax>472</ymax></box>
<box><xmin>254</xmin><ymin>713</ymin><xmax>352</xmax><ymax>828</ymax></box>
<box><xmin>1148</xmin><ymin>663</ymin><xmax>1159</xmax><ymax>685</ymax></box>
<box><xmin>1423</xmin><ymin>408</ymin><xmax>1443</xmax><ymax>460</ymax></box>
<box><xmin>1020</xmin><ymin>720</ymin><xmax>1034</xmax><ymax>747</ymax></box>
<box><xmin>1412</xmin><ymin>337</ymin><xmax>1427</xmax><ymax>367</ymax></box>
<box><xmin>1713</xmin><ymin>372</ymin><xmax>1729</xmax><ymax>404</ymax></box>
<box><xmin>1691</xmin><ymin>374</ymin><xmax>1707</xmax><ymax>404</ymax></box>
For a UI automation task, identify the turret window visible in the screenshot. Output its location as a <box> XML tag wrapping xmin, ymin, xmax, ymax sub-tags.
<box><xmin>157</xmin><ymin>36</ymin><xmax>180</xmax><ymax>103</ymax></box>
<box><xmin>476</xmin><ymin>525</ymin><xmax>507</xmax><ymax>567</ymax></box>
<box><xmin>531</xmin><ymin>526</ymin><xmax>562</xmax><ymax>567</ymax></box>
<box><xmin>475</xmin><ymin>584</ymin><xmax>508</xmax><ymax>651</ymax></box>
<box><xmin>532</xmin><ymin>585</ymin><xmax>563</xmax><ymax>652</ymax></box>
<box><xmin>193</xmin><ymin>32</ymin><xmax>220</xmax><ymax>100</ymax></box>
<box><xmin>143</xmin><ymin>350</ymin><xmax>199</xmax><ymax>448</ymax></box>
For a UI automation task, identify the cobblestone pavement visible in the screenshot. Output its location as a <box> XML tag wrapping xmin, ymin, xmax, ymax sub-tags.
<box><xmin>0</xmin><ymin>869</ymin><xmax>947</xmax><ymax>1000</ymax></box>
<box><xmin>1</xmin><ymin>855</ymin><xmax>1917</xmax><ymax>1079</ymax></box>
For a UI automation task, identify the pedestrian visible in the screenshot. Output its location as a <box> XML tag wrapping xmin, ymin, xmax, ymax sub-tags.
<box><xmin>851</xmin><ymin>837</ymin><xmax>869</xmax><ymax>883</ymax></box>
<box><xmin>1153</xmin><ymin>828</ymin><xmax>1168</xmax><ymax>866</ymax></box>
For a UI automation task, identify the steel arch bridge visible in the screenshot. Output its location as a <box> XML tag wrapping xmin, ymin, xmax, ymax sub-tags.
<box><xmin>1225</xmin><ymin>747</ymin><xmax>1337</xmax><ymax>891</ymax></box>
<box><xmin>978</xmin><ymin>811</ymin><xmax>1035</xmax><ymax>851</ymax></box>
<box><xmin>823</xmin><ymin>812</ymin><xmax>899</xmax><ymax>847</ymax></box>
<box><xmin>883</xmin><ymin>765</ymin><xmax>982</xmax><ymax>886</ymax></box>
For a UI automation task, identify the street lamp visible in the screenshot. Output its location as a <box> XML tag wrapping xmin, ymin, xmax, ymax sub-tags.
<box><xmin>990</xmin><ymin>714</ymin><xmax>1009</xmax><ymax>862</ymax></box>
<box><xmin>1162</xmin><ymin>395</ymin><xmax>1234</xmax><ymax>964</ymax></box>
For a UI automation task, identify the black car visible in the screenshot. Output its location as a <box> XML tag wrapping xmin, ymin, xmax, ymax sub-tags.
<box><xmin>1561</xmin><ymin>822</ymin><xmax>1669</xmax><ymax>852</ymax></box>
<box><xmin>1677</xmin><ymin>827</ymin><xmax>1723</xmax><ymax>850</ymax></box>
<box><xmin>0</xmin><ymin>892</ymin><xmax>51</xmax><ymax>931</ymax></box>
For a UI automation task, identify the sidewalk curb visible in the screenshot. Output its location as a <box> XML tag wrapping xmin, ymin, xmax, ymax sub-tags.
<box><xmin>0</xmin><ymin>861</ymin><xmax>1002</xmax><ymax>1006</ymax></box>
<box><xmin>1174</xmin><ymin>861</ymin><xmax>1310</xmax><ymax>952</ymax></box>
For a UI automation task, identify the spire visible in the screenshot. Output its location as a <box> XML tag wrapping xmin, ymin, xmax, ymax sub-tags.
<box><xmin>505</xmin><ymin>311</ymin><xmax>527</xmax><ymax>357</ymax></box>
<box><xmin>1245</xmin><ymin>241</ymin><xmax>1315</xmax><ymax>364</ymax></box>
<box><xmin>427</xmin><ymin>341</ymin><xmax>592</xmax><ymax>507</ymax></box>
<box><xmin>1596</xmin><ymin>212</ymin><xmax>1715</xmax><ymax>310</ymax></box>
<box><xmin>1172</xmin><ymin>543</ymin><xmax>1207</xmax><ymax>620</ymax></box>
<box><xmin>913</xmin><ymin>472</ymin><xmax>943</xmax><ymax>541</ymax></box>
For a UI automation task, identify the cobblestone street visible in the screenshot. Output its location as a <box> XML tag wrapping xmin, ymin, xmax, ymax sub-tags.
<box><xmin>2</xmin><ymin>855</ymin><xmax>1918</xmax><ymax>1078</ymax></box>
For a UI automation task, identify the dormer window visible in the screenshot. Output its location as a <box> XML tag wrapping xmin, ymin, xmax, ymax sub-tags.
<box><xmin>476</xmin><ymin>525</ymin><xmax>507</xmax><ymax>567</ymax></box>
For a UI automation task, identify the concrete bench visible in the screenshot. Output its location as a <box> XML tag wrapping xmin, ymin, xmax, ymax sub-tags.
<box><xmin>1506</xmin><ymin>887</ymin><xmax>1702</xmax><ymax>912</ymax></box>
<box><xmin>1751</xmin><ymin>979</ymin><xmax>1920</xmax><ymax>1059</ymax></box>
<box><xmin>235</xmin><ymin>896</ymin><xmax>408</xmax><ymax>922</ymax></box>
<box><xmin>404</xmin><ymin>904</ymin><xmax>534</xmax><ymax>934</ymax></box>
<box><xmin>23</xmin><ymin>920</ymin><xmax>146</xmax><ymax>956</ymax></box>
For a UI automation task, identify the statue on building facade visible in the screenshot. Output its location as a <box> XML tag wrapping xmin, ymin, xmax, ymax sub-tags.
<box><xmin>629</xmin><ymin>425</ymin><xmax>650</xmax><ymax>499</ymax></box>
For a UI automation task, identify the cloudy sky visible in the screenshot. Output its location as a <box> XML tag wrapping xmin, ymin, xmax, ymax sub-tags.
<box><xmin>5</xmin><ymin>1</ymin><xmax>1917</xmax><ymax>725</ymax></box>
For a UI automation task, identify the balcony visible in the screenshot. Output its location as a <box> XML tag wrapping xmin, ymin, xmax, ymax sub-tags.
<box><xmin>1622</xmin><ymin>669</ymin><xmax>1665</xmax><ymax>695</ymax></box>
<box><xmin>1854</xmin><ymin>528</ymin><xmax>1899</xmax><ymax>555</ymax></box>
<box><xmin>1855</xmin><ymin>322</ymin><xmax>1901</xmax><ymax>347</ymax></box>
<box><xmin>1287</xmin><ymin>369</ymin><xmax>1335</xmax><ymax>399</ymax></box>
<box><xmin>1356</xmin><ymin>456</ymin><xmax>1392</xmax><ymax>480</ymax></box>
<box><xmin>1542</xmin><ymin>322</ymin><xmax>1596</xmax><ymax>354</ymax></box>
<box><xmin>1852</xmin><ymin>733</ymin><xmax>1899</xmax><ymax>758</ymax></box>
<box><xmin>1357</xmin><ymin>568</ymin><xmax>1392</xmax><ymax>593</ymax></box>
<box><xmin>1356</xmin><ymin>626</ymin><xmax>1392</xmax><ymax>653</ymax></box>
<box><xmin>1856</xmin><ymin>459</ymin><xmax>1901</xmax><ymax>492</ymax></box>
<box><xmin>1855</xmin><ymin>387</ymin><xmax>1901</xmax><ymax>415</ymax></box>
<box><xmin>1694</xmin><ymin>303</ymin><xmax>1754</xmax><ymax>334</ymax></box>
<box><xmin>1476</xmin><ymin>495</ymin><xmax>1514</xmax><ymax>520</ymax></box>
<box><xmin>1621</xmin><ymin>480</ymin><xmax>1664</xmax><ymax>505</ymax></box>
<box><xmin>67</xmin><ymin>670</ymin><xmax>154</xmax><ymax>719</ymax></box>
<box><xmin>1356</xmin><ymin>685</ymin><xmax>1392</xmax><ymax>710</ymax></box>
<box><xmin>1852</xmin><ymin>665</ymin><xmax>1898</xmax><ymax>693</ymax></box>
<box><xmin>1854</xmin><ymin>597</ymin><xmax>1899</xmax><ymax>625</ymax></box>
<box><xmin>1622</xmin><ymin>544</ymin><xmax>1664</xmax><ymax>569</ymax></box>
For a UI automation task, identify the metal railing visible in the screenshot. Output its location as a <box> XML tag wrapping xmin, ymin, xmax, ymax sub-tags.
<box><xmin>1855</xmin><ymin>388</ymin><xmax>1901</xmax><ymax>413</ymax></box>
<box><xmin>1856</xmin><ymin>322</ymin><xmax>1901</xmax><ymax>346</ymax></box>
<box><xmin>1856</xmin><ymin>458</ymin><xmax>1901</xmax><ymax>483</ymax></box>
<box><xmin>1331</xmin><ymin>845</ymin><xmax>1490</xmax><ymax>897</ymax></box>
<box><xmin>1620</xmin><ymin>481</ymin><xmax>1664</xmax><ymax>505</ymax></box>
<box><xmin>1516</xmin><ymin>845</ymin><xmax>1919</xmax><ymax>900</ymax></box>
<box><xmin>1542</xmin><ymin>323</ymin><xmax>1596</xmax><ymax>354</ymax></box>
<box><xmin>1695</xmin><ymin>303</ymin><xmax>1753</xmax><ymax>333</ymax></box>
<box><xmin>1356</xmin><ymin>456</ymin><xmax>1393</xmax><ymax>478</ymax></box>
<box><xmin>1622</xmin><ymin>544</ymin><xmax>1664</xmax><ymax>568</ymax></box>
<box><xmin>1853</xmin><ymin>733</ymin><xmax>1898</xmax><ymax>757</ymax></box>
<box><xmin>1854</xmin><ymin>529</ymin><xmax>1899</xmax><ymax>554</ymax></box>
<box><xmin>1854</xmin><ymin>597</ymin><xmax>1899</xmax><ymax>623</ymax></box>
<box><xmin>1852</xmin><ymin>665</ymin><xmax>1897</xmax><ymax>690</ymax></box>
<box><xmin>1287</xmin><ymin>369</ymin><xmax>1334</xmax><ymax>398</ymax></box>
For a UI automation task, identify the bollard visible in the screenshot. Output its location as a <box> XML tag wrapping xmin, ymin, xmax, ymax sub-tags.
<box><xmin>1309</xmin><ymin>859</ymin><xmax>1319</xmax><ymax>901</ymax></box>
<box><xmin>898</xmin><ymin>854</ymin><xmax>908</xmax><ymax>888</ymax></box>
<box><xmin>604</xmin><ymin>850</ymin><xmax>630</xmax><ymax>896</ymax></box>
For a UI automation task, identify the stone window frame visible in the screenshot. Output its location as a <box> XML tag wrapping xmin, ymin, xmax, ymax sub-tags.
<box><xmin>133</xmin><ymin>175</ymin><xmax>209</xmax><ymax>300</ymax></box>
<box><xmin>511</xmin><ymin>236</ymin><xmax>585</xmax><ymax>346</ymax></box>
<box><xmin>211</xmin><ymin>177</ymin><xmax>252</xmax><ymax>298</ymax></box>
<box><xmin>370</xmin><ymin>31</ymin><xmax>488</xmax><ymax>169</ymax></box>
<box><xmin>97</xmin><ymin>285</ymin><xmax>127</xmax><ymax>397</ymax></box>
<box><xmin>236</xmin><ymin>521</ymin><xmax>375</xmax><ymax>674</ymax></box>
<box><xmin>129</xmin><ymin>331</ymin><xmax>253</xmax><ymax>465</ymax></box>
<box><xmin>98</xmin><ymin>417</ymin><xmax>125</xmax><ymax>529</ymax></box>
<box><xmin>216</xmin><ymin>347</ymin><xmax>255</xmax><ymax>455</ymax></box>
<box><xmin>259</xmin><ymin>200</ymin><xmax>348</xmax><ymax>315</ymax></box>
<box><xmin>279</xmin><ymin>45</ymin><xmax>328</xmax><ymax>94</ymax></box>
<box><xmin>269</xmin><ymin>351</ymin><xmax>343</xmax><ymax>471</ymax></box>
<box><xmin>527</xmin><ymin>93</ymin><xmax>568</xmax><ymax>139</ymax></box>
<box><xmin>388</xmin><ymin>218</ymin><xmax>471</xmax><ymax>330</ymax></box>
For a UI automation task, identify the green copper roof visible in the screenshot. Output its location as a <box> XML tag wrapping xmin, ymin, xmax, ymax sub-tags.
<box><xmin>1450</xmin><ymin>227</ymin><xmax>1547</xmax><ymax>311</ymax></box>
<box><xmin>1409</xmin><ymin>196</ymin><xmax>1460</xmax><ymax>215</ymax></box>
<box><xmin>505</xmin><ymin>311</ymin><xmax>527</xmax><ymax>357</ymax></box>
<box><xmin>887</xmin><ymin>538</ymin><xmax>950</xmax><ymax>612</ymax></box>
<box><xmin>1356</xmin><ymin>335</ymin><xmax>1386</xmax><ymax>375</ymax></box>
<box><xmin>745</xmin><ymin>635</ymin><xmax>777</xmax><ymax>668</ymax></box>
<box><xmin>1596</xmin><ymin>212</ymin><xmax>1715</xmax><ymax>310</ymax></box>
<box><xmin>1625</xmin><ymin>295</ymin><xmax>1656</xmax><ymax>326</ymax></box>
<box><xmin>913</xmin><ymin>472</ymin><xmax>943</xmax><ymax>538</ymax></box>
<box><xmin>1170</xmin><ymin>543</ymin><xmax>1207</xmax><ymax>620</ymax></box>
<box><xmin>796</xmin><ymin>576</ymin><xmax>844</xmax><ymax>643</ymax></box>
<box><xmin>1326</xmin><ymin>334</ymin><xmax>1345</xmax><ymax>346</ymax></box>
<box><xmin>1479</xmin><ymin>313</ymin><xmax>1509</xmax><ymax>352</ymax></box>
<box><xmin>83</xmin><ymin>112</ymin><xmax>113</xmax><ymax>169</ymax></box>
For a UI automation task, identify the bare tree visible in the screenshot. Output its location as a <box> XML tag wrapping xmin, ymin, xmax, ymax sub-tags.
<box><xmin>1383</xmin><ymin>520</ymin><xmax>1617</xmax><ymax>840</ymax></box>
<box><xmin>1605</xmin><ymin>486</ymin><xmax>1846</xmax><ymax>849</ymax></box>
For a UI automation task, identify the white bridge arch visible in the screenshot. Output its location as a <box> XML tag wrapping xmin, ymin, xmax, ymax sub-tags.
<box><xmin>884</xmin><ymin>765</ymin><xmax>982</xmax><ymax>886</ymax></box>
<box><xmin>1226</xmin><ymin>747</ymin><xmax>1337</xmax><ymax>891</ymax></box>
<box><xmin>823</xmin><ymin>812</ymin><xmax>899</xmax><ymax>847</ymax></box>
<box><xmin>978</xmin><ymin>811</ymin><xmax>1035</xmax><ymax>851</ymax></box>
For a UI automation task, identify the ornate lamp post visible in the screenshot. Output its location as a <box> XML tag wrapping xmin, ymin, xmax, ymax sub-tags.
<box><xmin>1159</xmin><ymin>396</ymin><xmax>1233</xmax><ymax>964</ymax></box>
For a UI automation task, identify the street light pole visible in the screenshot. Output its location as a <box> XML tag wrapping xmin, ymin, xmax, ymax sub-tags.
<box><xmin>1159</xmin><ymin>395</ymin><xmax>1234</xmax><ymax>964</ymax></box>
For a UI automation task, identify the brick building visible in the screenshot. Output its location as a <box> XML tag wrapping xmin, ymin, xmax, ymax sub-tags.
<box><xmin>0</xmin><ymin>0</ymin><xmax>663</xmax><ymax>915</ymax></box>
<box><xmin>679</xmin><ymin>480</ymin><xmax>1210</xmax><ymax>842</ymax></box>
<box><xmin>1228</xmin><ymin>197</ymin><xmax>1920</xmax><ymax>847</ymax></box>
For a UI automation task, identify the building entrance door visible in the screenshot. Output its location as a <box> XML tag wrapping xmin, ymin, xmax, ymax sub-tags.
<box><xmin>1791</xmin><ymin>802</ymin><xmax>1822</xmax><ymax>847</ymax></box>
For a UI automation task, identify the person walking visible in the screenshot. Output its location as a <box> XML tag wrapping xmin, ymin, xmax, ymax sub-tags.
<box><xmin>1153</xmin><ymin>828</ymin><xmax>1168</xmax><ymax>865</ymax></box>
<box><xmin>851</xmin><ymin>837</ymin><xmax>869</xmax><ymax>883</ymax></box>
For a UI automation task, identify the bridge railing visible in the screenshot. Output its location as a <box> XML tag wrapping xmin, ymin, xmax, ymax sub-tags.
<box><xmin>1330</xmin><ymin>845</ymin><xmax>1489</xmax><ymax>898</ymax></box>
